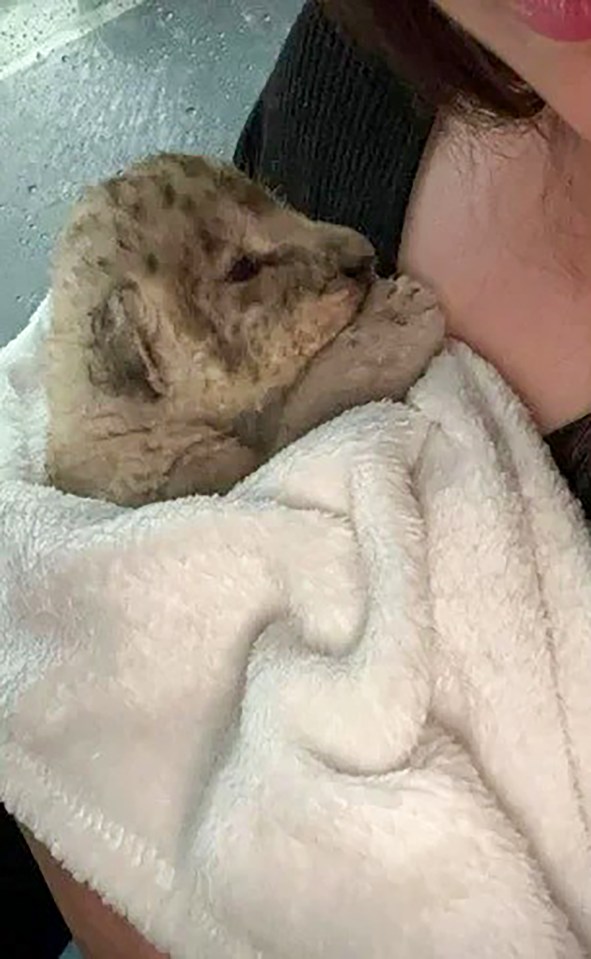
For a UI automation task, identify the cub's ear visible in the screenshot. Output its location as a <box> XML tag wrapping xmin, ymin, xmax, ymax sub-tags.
<box><xmin>88</xmin><ymin>282</ymin><xmax>167</xmax><ymax>399</ymax></box>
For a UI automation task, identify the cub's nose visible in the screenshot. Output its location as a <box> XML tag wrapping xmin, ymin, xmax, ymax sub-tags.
<box><xmin>315</xmin><ymin>221</ymin><xmax>376</xmax><ymax>278</ymax></box>
<box><xmin>341</xmin><ymin>252</ymin><xmax>375</xmax><ymax>280</ymax></box>
<box><xmin>329</xmin><ymin>227</ymin><xmax>376</xmax><ymax>279</ymax></box>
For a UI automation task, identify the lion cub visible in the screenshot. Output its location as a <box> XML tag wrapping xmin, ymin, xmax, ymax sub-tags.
<box><xmin>46</xmin><ymin>154</ymin><xmax>443</xmax><ymax>506</ymax></box>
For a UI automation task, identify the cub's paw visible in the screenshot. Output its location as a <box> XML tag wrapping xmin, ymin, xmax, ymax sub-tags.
<box><xmin>360</xmin><ymin>274</ymin><xmax>442</xmax><ymax>328</ymax></box>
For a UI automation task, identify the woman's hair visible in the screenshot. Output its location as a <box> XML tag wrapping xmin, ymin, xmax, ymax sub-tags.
<box><xmin>322</xmin><ymin>0</ymin><xmax>544</xmax><ymax>120</ymax></box>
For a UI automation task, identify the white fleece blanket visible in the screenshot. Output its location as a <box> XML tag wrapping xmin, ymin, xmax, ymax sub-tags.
<box><xmin>2</xmin><ymin>298</ymin><xmax>591</xmax><ymax>958</ymax></box>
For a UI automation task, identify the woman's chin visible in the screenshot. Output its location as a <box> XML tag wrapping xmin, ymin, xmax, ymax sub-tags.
<box><xmin>544</xmin><ymin>63</ymin><xmax>591</xmax><ymax>141</ymax></box>
<box><xmin>435</xmin><ymin>1</ymin><xmax>591</xmax><ymax>140</ymax></box>
<box><xmin>513</xmin><ymin>36</ymin><xmax>591</xmax><ymax>141</ymax></box>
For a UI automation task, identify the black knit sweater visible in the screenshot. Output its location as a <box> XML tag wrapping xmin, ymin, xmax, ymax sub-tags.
<box><xmin>234</xmin><ymin>0</ymin><xmax>591</xmax><ymax>517</ymax></box>
<box><xmin>234</xmin><ymin>0</ymin><xmax>433</xmax><ymax>274</ymax></box>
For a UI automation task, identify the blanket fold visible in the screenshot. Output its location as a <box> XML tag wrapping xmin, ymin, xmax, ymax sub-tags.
<box><xmin>1</xmin><ymin>297</ymin><xmax>591</xmax><ymax>958</ymax></box>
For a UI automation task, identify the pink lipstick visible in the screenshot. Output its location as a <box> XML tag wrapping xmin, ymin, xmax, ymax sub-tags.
<box><xmin>517</xmin><ymin>0</ymin><xmax>591</xmax><ymax>40</ymax></box>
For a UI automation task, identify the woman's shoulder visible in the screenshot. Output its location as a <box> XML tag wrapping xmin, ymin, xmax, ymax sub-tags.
<box><xmin>234</xmin><ymin>0</ymin><xmax>434</xmax><ymax>270</ymax></box>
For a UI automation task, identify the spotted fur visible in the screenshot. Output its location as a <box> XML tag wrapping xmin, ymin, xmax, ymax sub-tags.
<box><xmin>46</xmin><ymin>154</ymin><xmax>443</xmax><ymax>505</ymax></box>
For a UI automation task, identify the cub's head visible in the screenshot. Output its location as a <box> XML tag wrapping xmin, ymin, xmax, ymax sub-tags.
<box><xmin>47</xmin><ymin>154</ymin><xmax>379</xmax><ymax>503</ymax></box>
<box><xmin>52</xmin><ymin>153</ymin><xmax>375</xmax><ymax>418</ymax></box>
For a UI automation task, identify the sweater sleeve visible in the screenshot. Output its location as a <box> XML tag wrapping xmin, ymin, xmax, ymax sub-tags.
<box><xmin>234</xmin><ymin>0</ymin><xmax>434</xmax><ymax>272</ymax></box>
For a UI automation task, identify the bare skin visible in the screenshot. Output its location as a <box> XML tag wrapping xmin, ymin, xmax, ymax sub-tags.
<box><xmin>400</xmin><ymin>0</ymin><xmax>591</xmax><ymax>432</ymax></box>
<box><xmin>22</xmin><ymin>829</ymin><xmax>166</xmax><ymax>959</ymax></box>
<box><xmin>401</xmin><ymin>115</ymin><xmax>591</xmax><ymax>431</ymax></box>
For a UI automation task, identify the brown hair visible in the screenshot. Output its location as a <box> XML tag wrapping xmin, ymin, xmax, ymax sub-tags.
<box><xmin>322</xmin><ymin>0</ymin><xmax>544</xmax><ymax>120</ymax></box>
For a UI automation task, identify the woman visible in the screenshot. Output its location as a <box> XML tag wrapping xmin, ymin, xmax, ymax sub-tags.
<box><xmin>19</xmin><ymin>0</ymin><xmax>591</xmax><ymax>954</ymax></box>
<box><xmin>234</xmin><ymin>0</ymin><xmax>591</xmax><ymax>511</ymax></box>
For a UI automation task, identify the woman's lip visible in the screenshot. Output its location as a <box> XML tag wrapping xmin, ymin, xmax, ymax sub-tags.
<box><xmin>516</xmin><ymin>0</ymin><xmax>591</xmax><ymax>40</ymax></box>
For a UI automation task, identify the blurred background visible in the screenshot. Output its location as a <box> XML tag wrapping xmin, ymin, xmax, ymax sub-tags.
<box><xmin>0</xmin><ymin>0</ymin><xmax>301</xmax><ymax>345</ymax></box>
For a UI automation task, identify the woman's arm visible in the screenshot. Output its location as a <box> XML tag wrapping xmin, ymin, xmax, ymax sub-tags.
<box><xmin>21</xmin><ymin>826</ymin><xmax>167</xmax><ymax>959</ymax></box>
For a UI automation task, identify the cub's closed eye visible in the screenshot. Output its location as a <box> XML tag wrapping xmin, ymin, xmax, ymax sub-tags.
<box><xmin>227</xmin><ymin>255</ymin><xmax>263</xmax><ymax>283</ymax></box>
